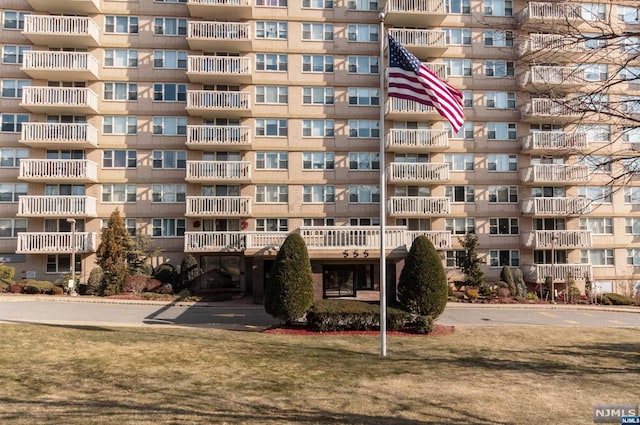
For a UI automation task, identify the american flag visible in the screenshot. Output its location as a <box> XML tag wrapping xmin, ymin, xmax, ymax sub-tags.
<box><xmin>387</xmin><ymin>34</ymin><xmax>465</xmax><ymax>133</ymax></box>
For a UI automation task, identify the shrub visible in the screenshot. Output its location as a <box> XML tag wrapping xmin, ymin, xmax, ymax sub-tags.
<box><xmin>497</xmin><ymin>287</ymin><xmax>511</xmax><ymax>298</ymax></box>
<box><xmin>500</xmin><ymin>266</ymin><xmax>516</xmax><ymax>296</ymax></box>
<box><xmin>0</xmin><ymin>265</ymin><xmax>15</xmax><ymax>283</ymax></box>
<box><xmin>20</xmin><ymin>280</ymin><xmax>54</xmax><ymax>294</ymax></box>
<box><xmin>49</xmin><ymin>286</ymin><xmax>64</xmax><ymax>296</ymax></box>
<box><xmin>306</xmin><ymin>300</ymin><xmax>410</xmax><ymax>332</ymax></box>
<box><xmin>465</xmin><ymin>288</ymin><xmax>479</xmax><ymax>301</ymax></box>
<box><xmin>602</xmin><ymin>293</ymin><xmax>635</xmax><ymax>305</ymax></box>
<box><xmin>154</xmin><ymin>263</ymin><xmax>176</xmax><ymax>285</ymax></box>
<box><xmin>0</xmin><ymin>281</ymin><xmax>9</xmax><ymax>292</ymax></box>
<box><xmin>478</xmin><ymin>283</ymin><xmax>496</xmax><ymax>298</ymax></box>
<box><xmin>513</xmin><ymin>268</ymin><xmax>527</xmax><ymax>298</ymax></box>
<box><xmin>85</xmin><ymin>267</ymin><xmax>104</xmax><ymax>295</ymax></box>
<box><xmin>526</xmin><ymin>292</ymin><xmax>539</xmax><ymax>301</ymax></box>
<box><xmin>8</xmin><ymin>284</ymin><xmax>23</xmax><ymax>293</ymax></box>
<box><xmin>447</xmin><ymin>286</ymin><xmax>454</xmax><ymax>297</ymax></box>
<box><xmin>413</xmin><ymin>315</ymin><xmax>434</xmax><ymax>334</ymax></box>
<box><xmin>178</xmin><ymin>254</ymin><xmax>201</xmax><ymax>292</ymax></box>
<box><xmin>124</xmin><ymin>274</ymin><xmax>162</xmax><ymax>294</ymax></box>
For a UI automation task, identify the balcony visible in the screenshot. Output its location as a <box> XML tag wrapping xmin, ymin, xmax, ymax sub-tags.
<box><xmin>187</xmin><ymin>0</ymin><xmax>252</xmax><ymax>20</ymax></box>
<box><xmin>388</xmin><ymin>197</ymin><xmax>450</xmax><ymax>217</ymax></box>
<box><xmin>18</xmin><ymin>196</ymin><xmax>97</xmax><ymax>218</ymax></box>
<box><xmin>21</xmin><ymin>87</ymin><xmax>99</xmax><ymax>115</ymax></box>
<box><xmin>520</xmin><ymin>98</ymin><xmax>583</xmax><ymax>123</ymax></box>
<box><xmin>522</xmin><ymin>230</ymin><xmax>592</xmax><ymax>249</ymax></box>
<box><xmin>387</xmin><ymin>28</ymin><xmax>447</xmax><ymax>57</ymax></box>
<box><xmin>22</xmin><ymin>51</ymin><xmax>99</xmax><ymax>81</ymax></box>
<box><xmin>16</xmin><ymin>232</ymin><xmax>96</xmax><ymax>254</ymax></box>
<box><xmin>186</xmin><ymin>90</ymin><xmax>251</xmax><ymax>118</ymax></box>
<box><xmin>23</xmin><ymin>15</ymin><xmax>100</xmax><ymax>47</ymax></box>
<box><xmin>423</xmin><ymin>62</ymin><xmax>448</xmax><ymax>80</ymax></box>
<box><xmin>384</xmin><ymin>0</ymin><xmax>447</xmax><ymax>27</ymax></box>
<box><xmin>519</xmin><ymin>66</ymin><xmax>585</xmax><ymax>92</ymax></box>
<box><xmin>521</xmin><ymin>197</ymin><xmax>592</xmax><ymax>216</ymax></box>
<box><xmin>187</xmin><ymin>55</ymin><xmax>252</xmax><ymax>84</ymax></box>
<box><xmin>20</xmin><ymin>123</ymin><xmax>98</xmax><ymax>149</ymax></box>
<box><xmin>388</xmin><ymin>162</ymin><xmax>450</xmax><ymax>184</ymax></box>
<box><xmin>187</xmin><ymin>21</ymin><xmax>251</xmax><ymax>52</ymax></box>
<box><xmin>520</xmin><ymin>164</ymin><xmax>589</xmax><ymax>184</ymax></box>
<box><xmin>521</xmin><ymin>131</ymin><xmax>588</xmax><ymax>153</ymax></box>
<box><xmin>25</xmin><ymin>0</ymin><xmax>100</xmax><ymax>14</ymax></box>
<box><xmin>185</xmin><ymin>231</ymin><xmax>245</xmax><ymax>253</ymax></box>
<box><xmin>526</xmin><ymin>263</ymin><xmax>592</xmax><ymax>284</ymax></box>
<box><xmin>185</xmin><ymin>196</ymin><xmax>251</xmax><ymax>217</ymax></box>
<box><xmin>519</xmin><ymin>34</ymin><xmax>590</xmax><ymax>61</ymax></box>
<box><xmin>518</xmin><ymin>2</ymin><xmax>583</xmax><ymax>28</ymax></box>
<box><xmin>186</xmin><ymin>125</ymin><xmax>251</xmax><ymax>151</ymax></box>
<box><xmin>406</xmin><ymin>230</ymin><xmax>451</xmax><ymax>250</ymax></box>
<box><xmin>385</xmin><ymin>98</ymin><xmax>440</xmax><ymax>121</ymax></box>
<box><xmin>185</xmin><ymin>161</ymin><xmax>251</xmax><ymax>183</ymax></box>
<box><xmin>386</xmin><ymin>129</ymin><xmax>448</xmax><ymax>152</ymax></box>
<box><xmin>19</xmin><ymin>159</ymin><xmax>98</xmax><ymax>183</ymax></box>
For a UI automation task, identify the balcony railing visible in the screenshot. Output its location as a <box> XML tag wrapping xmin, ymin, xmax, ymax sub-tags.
<box><xmin>185</xmin><ymin>231</ymin><xmax>245</xmax><ymax>252</ymax></box>
<box><xmin>186</xmin><ymin>196</ymin><xmax>251</xmax><ymax>216</ymax></box>
<box><xmin>17</xmin><ymin>196</ymin><xmax>97</xmax><ymax>217</ymax></box>
<box><xmin>22</xmin><ymin>51</ymin><xmax>99</xmax><ymax>80</ymax></box>
<box><xmin>526</xmin><ymin>263</ymin><xmax>592</xmax><ymax>284</ymax></box>
<box><xmin>521</xmin><ymin>98</ymin><xmax>584</xmax><ymax>120</ymax></box>
<box><xmin>522</xmin><ymin>66</ymin><xmax>585</xmax><ymax>88</ymax></box>
<box><xmin>388</xmin><ymin>196</ymin><xmax>450</xmax><ymax>216</ymax></box>
<box><xmin>187</xmin><ymin>90</ymin><xmax>251</xmax><ymax>116</ymax></box>
<box><xmin>522</xmin><ymin>230</ymin><xmax>592</xmax><ymax>249</ymax></box>
<box><xmin>388</xmin><ymin>162</ymin><xmax>450</xmax><ymax>183</ymax></box>
<box><xmin>406</xmin><ymin>230</ymin><xmax>451</xmax><ymax>250</ymax></box>
<box><xmin>518</xmin><ymin>2</ymin><xmax>583</xmax><ymax>25</ymax></box>
<box><xmin>23</xmin><ymin>15</ymin><xmax>100</xmax><ymax>46</ymax></box>
<box><xmin>187</xmin><ymin>21</ymin><xmax>251</xmax><ymax>50</ymax></box>
<box><xmin>384</xmin><ymin>0</ymin><xmax>447</xmax><ymax>26</ymax></box>
<box><xmin>387</xmin><ymin>28</ymin><xmax>446</xmax><ymax>51</ymax></box>
<box><xmin>386</xmin><ymin>129</ymin><xmax>448</xmax><ymax>151</ymax></box>
<box><xmin>21</xmin><ymin>87</ymin><xmax>99</xmax><ymax>114</ymax></box>
<box><xmin>521</xmin><ymin>197</ymin><xmax>592</xmax><ymax>216</ymax></box>
<box><xmin>521</xmin><ymin>164</ymin><xmax>589</xmax><ymax>184</ymax></box>
<box><xmin>519</xmin><ymin>34</ymin><xmax>587</xmax><ymax>58</ymax></box>
<box><xmin>19</xmin><ymin>159</ymin><xmax>98</xmax><ymax>182</ymax></box>
<box><xmin>20</xmin><ymin>123</ymin><xmax>98</xmax><ymax>148</ymax></box>
<box><xmin>521</xmin><ymin>131</ymin><xmax>588</xmax><ymax>152</ymax></box>
<box><xmin>187</xmin><ymin>125</ymin><xmax>251</xmax><ymax>150</ymax></box>
<box><xmin>187</xmin><ymin>55</ymin><xmax>251</xmax><ymax>83</ymax></box>
<box><xmin>16</xmin><ymin>232</ymin><xmax>96</xmax><ymax>254</ymax></box>
<box><xmin>186</xmin><ymin>161</ymin><xmax>251</xmax><ymax>182</ymax></box>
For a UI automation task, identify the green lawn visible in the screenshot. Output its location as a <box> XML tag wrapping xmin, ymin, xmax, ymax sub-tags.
<box><xmin>0</xmin><ymin>323</ymin><xmax>638</xmax><ymax>424</ymax></box>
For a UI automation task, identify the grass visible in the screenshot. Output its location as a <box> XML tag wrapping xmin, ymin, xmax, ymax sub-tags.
<box><xmin>0</xmin><ymin>324</ymin><xmax>638</xmax><ymax>424</ymax></box>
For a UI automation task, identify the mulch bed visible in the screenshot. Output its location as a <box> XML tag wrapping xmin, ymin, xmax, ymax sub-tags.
<box><xmin>262</xmin><ymin>324</ymin><xmax>454</xmax><ymax>337</ymax></box>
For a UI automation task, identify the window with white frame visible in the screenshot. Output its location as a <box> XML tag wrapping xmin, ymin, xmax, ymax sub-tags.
<box><xmin>347</xmin><ymin>24</ymin><xmax>378</xmax><ymax>42</ymax></box>
<box><xmin>443</xmin><ymin>59</ymin><xmax>472</xmax><ymax>77</ymax></box>
<box><xmin>256</xmin><ymin>119</ymin><xmax>288</xmax><ymax>136</ymax></box>
<box><xmin>624</xmin><ymin>157</ymin><xmax>640</xmax><ymax>173</ymax></box>
<box><xmin>348</xmin><ymin>0</ymin><xmax>377</xmax><ymax>10</ymax></box>
<box><xmin>153</xmin><ymin>50</ymin><xmax>187</xmax><ymax>69</ymax></box>
<box><xmin>577</xmin><ymin>154</ymin><xmax>611</xmax><ymax>173</ymax></box>
<box><xmin>256</xmin><ymin>86</ymin><xmax>288</xmax><ymax>104</ymax></box>
<box><xmin>1</xmin><ymin>79</ymin><xmax>29</xmax><ymax>98</ymax></box>
<box><xmin>620</xmin><ymin>66</ymin><xmax>640</xmax><ymax>82</ymax></box>
<box><xmin>44</xmin><ymin>184</ymin><xmax>85</xmax><ymax>196</ymax></box>
<box><xmin>152</xmin><ymin>218</ymin><xmax>185</xmax><ymax>237</ymax></box>
<box><xmin>580</xmin><ymin>217</ymin><xmax>612</xmax><ymax>234</ymax></box>
<box><xmin>3</xmin><ymin>11</ymin><xmax>30</xmax><ymax>30</ymax></box>
<box><xmin>256</xmin><ymin>21</ymin><xmax>288</xmax><ymax>39</ymax></box>
<box><xmin>104</xmin><ymin>49</ymin><xmax>138</xmax><ymax>67</ymax></box>
<box><xmin>484</xmin><ymin>30</ymin><xmax>513</xmax><ymax>46</ymax></box>
<box><xmin>625</xmin><ymin>187</ymin><xmax>640</xmax><ymax>204</ymax></box>
<box><xmin>105</xmin><ymin>15</ymin><xmax>138</xmax><ymax>34</ymax></box>
<box><xmin>627</xmin><ymin>249</ymin><xmax>640</xmax><ymax>266</ymax></box>
<box><xmin>2</xmin><ymin>45</ymin><xmax>30</xmax><ymax>64</ymax></box>
<box><xmin>462</xmin><ymin>90</ymin><xmax>473</xmax><ymax>108</ymax></box>
<box><xmin>444</xmin><ymin>153</ymin><xmax>474</xmax><ymax>171</ymax></box>
<box><xmin>303</xmin><ymin>185</ymin><xmax>335</xmax><ymax>203</ymax></box>
<box><xmin>619</xmin><ymin>36</ymin><xmax>640</xmax><ymax>54</ymax></box>
<box><xmin>0</xmin><ymin>148</ymin><xmax>27</xmax><ymax>167</ymax></box>
<box><xmin>0</xmin><ymin>183</ymin><xmax>27</xmax><ymax>202</ymax></box>
<box><xmin>47</xmin><ymin>254</ymin><xmax>82</xmax><ymax>274</ymax></box>
<box><xmin>490</xmin><ymin>218</ymin><xmax>518</xmax><ymax>235</ymax></box>
<box><xmin>446</xmin><ymin>0</ymin><xmax>470</xmax><ymax>14</ymax></box>
<box><xmin>104</xmin><ymin>82</ymin><xmax>137</xmax><ymax>101</ymax></box>
<box><xmin>618</xmin><ymin>6</ymin><xmax>640</xmax><ymax>24</ymax></box>
<box><xmin>445</xmin><ymin>122</ymin><xmax>474</xmax><ymax>139</ymax></box>
<box><xmin>487</xmin><ymin>122</ymin><xmax>516</xmax><ymax>140</ymax></box>
<box><xmin>581</xmin><ymin>249</ymin><xmax>614</xmax><ymax>265</ymax></box>
<box><xmin>621</xmin><ymin>96</ymin><xmax>640</xmax><ymax>114</ymax></box>
<box><xmin>302</xmin><ymin>55</ymin><xmax>333</xmax><ymax>72</ymax></box>
<box><xmin>349</xmin><ymin>152</ymin><xmax>380</xmax><ymax>170</ymax></box>
<box><xmin>154</xmin><ymin>17</ymin><xmax>187</xmax><ymax>35</ymax></box>
<box><xmin>582</xmin><ymin>2</ymin><xmax>606</xmax><ymax>20</ymax></box>
<box><xmin>302</xmin><ymin>152</ymin><xmax>335</xmax><ymax>170</ymax></box>
<box><xmin>446</xmin><ymin>217</ymin><xmax>475</xmax><ymax>234</ymax></box>
<box><xmin>445</xmin><ymin>250</ymin><xmax>466</xmax><ymax>267</ymax></box>
<box><xmin>302</xmin><ymin>23</ymin><xmax>334</xmax><ymax>41</ymax></box>
<box><xmin>302</xmin><ymin>0</ymin><xmax>333</xmax><ymax>8</ymax></box>
<box><xmin>488</xmin><ymin>186</ymin><xmax>518</xmax><ymax>203</ymax></box>
<box><xmin>1</xmin><ymin>114</ymin><xmax>28</xmax><ymax>133</ymax></box>
<box><xmin>153</xmin><ymin>83</ymin><xmax>187</xmax><ymax>102</ymax></box>
<box><xmin>584</xmin><ymin>33</ymin><xmax>607</xmax><ymax>50</ymax></box>
<box><xmin>256</xmin><ymin>185</ymin><xmax>288</xmax><ymax>203</ymax></box>
<box><xmin>625</xmin><ymin>217</ymin><xmax>640</xmax><ymax>234</ymax></box>
<box><xmin>256</xmin><ymin>151</ymin><xmax>288</xmax><ymax>169</ymax></box>
<box><xmin>152</xmin><ymin>150</ymin><xmax>186</xmax><ymax>169</ymax></box>
<box><xmin>103</xmin><ymin>150</ymin><xmax>136</xmax><ymax>168</ymax></box>
<box><xmin>101</xmin><ymin>217</ymin><xmax>137</xmax><ymax>235</ymax></box>
<box><xmin>256</xmin><ymin>53</ymin><xmax>287</xmax><ymax>71</ymax></box>
<box><xmin>577</xmin><ymin>124</ymin><xmax>610</xmax><ymax>143</ymax></box>
<box><xmin>348</xmin><ymin>56</ymin><xmax>378</xmax><ymax>74</ymax></box>
<box><xmin>303</xmin><ymin>218</ymin><xmax>335</xmax><ymax>226</ymax></box>
<box><xmin>486</xmin><ymin>91</ymin><xmax>515</xmax><ymax>109</ymax></box>
<box><xmin>348</xmin><ymin>88</ymin><xmax>379</xmax><ymax>106</ymax></box>
<box><xmin>0</xmin><ymin>218</ymin><xmax>26</xmax><ymax>238</ymax></box>
<box><xmin>349</xmin><ymin>120</ymin><xmax>379</xmax><ymax>138</ymax></box>
<box><xmin>623</xmin><ymin>126</ymin><xmax>640</xmax><ymax>144</ymax></box>
<box><xmin>152</xmin><ymin>117</ymin><xmax>187</xmax><ymax>135</ymax></box>
<box><xmin>580</xmin><ymin>63</ymin><xmax>608</xmax><ymax>81</ymax></box>
<box><xmin>302</xmin><ymin>87</ymin><xmax>334</xmax><ymax>105</ymax></box>
<box><xmin>350</xmin><ymin>217</ymin><xmax>380</xmax><ymax>226</ymax></box>
<box><xmin>103</xmin><ymin>116</ymin><xmax>136</xmax><ymax>135</ymax></box>
<box><xmin>152</xmin><ymin>184</ymin><xmax>186</xmax><ymax>203</ymax></box>
<box><xmin>256</xmin><ymin>0</ymin><xmax>288</xmax><ymax>6</ymax></box>
<box><xmin>489</xmin><ymin>250</ymin><xmax>519</xmax><ymax>267</ymax></box>
<box><xmin>256</xmin><ymin>218</ymin><xmax>288</xmax><ymax>231</ymax></box>
<box><xmin>445</xmin><ymin>185</ymin><xmax>474</xmax><ymax>203</ymax></box>
<box><xmin>303</xmin><ymin>119</ymin><xmax>334</xmax><ymax>137</ymax></box>
<box><xmin>484</xmin><ymin>0</ymin><xmax>512</xmax><ymax>16</ymax></box>
<box><xmin>444</xmin><ymin>28</ymin><xmax>471</xmax><ymax>45</ymax></box>
<box><xmin>486</xmin><ymin>60</ymin><xmax>514</xmax><ymax>77</ymax></box>
<box><xmin>102</xmin><ymin>183</ymin><xmax>136</xmax><ymax>203</ymax></box>
<box><xmin>579</xmin><ymin>186</ymin><xmax>612</xmax><ymax>204</ymax></box>
<box><xmin>349</xmin><ymin>185</ymin><xmax>380</xmax><ymax>203</ymax></box>
<box><xmin>488</xmin><ymin>154</ymin><xmax>517</xmax><ymax>172</ymax></box>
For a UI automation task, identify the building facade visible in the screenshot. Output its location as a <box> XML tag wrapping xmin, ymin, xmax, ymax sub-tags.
<box><xmin>1</xmin><ymin>0</ymin><xmax>639</xmax><ymax>299</ymax></box>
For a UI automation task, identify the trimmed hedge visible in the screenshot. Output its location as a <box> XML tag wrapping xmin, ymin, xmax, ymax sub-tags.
<box><xmin>602</xmin><ymin>293</ymin><xmax>636</xmax><ymax>305</ymax></box>
<box><xmin>306</xmin><ymin>299</ymin><xmax>410</xmax><ymax>332</ymax></box>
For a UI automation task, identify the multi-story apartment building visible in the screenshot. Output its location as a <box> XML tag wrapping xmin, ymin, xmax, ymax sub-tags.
<box><xmin>0</xmin><ymin>0</ymin><xmax>639</xmax><ymax>299</ymax></box>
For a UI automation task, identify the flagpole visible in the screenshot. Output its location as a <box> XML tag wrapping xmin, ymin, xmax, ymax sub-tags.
<box><xmin>378</xmin><ymin>12</ymin><xmax>387</xmax><ymax>358</ymax></box>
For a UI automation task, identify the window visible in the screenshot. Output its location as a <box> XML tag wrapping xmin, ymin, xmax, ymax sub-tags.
<box><xmin>486</xmin><ymin>91</ymin><xmax>515</xmax><ymax>109</ymax></box>
<box><xmin>578</xmin><ymin>154</ymin><xmax>611</xmax><ymax>173</ymax></box>
<box><xmin>3</xmin><ymin>11</ymin><xmax>29</xmax><ymax>30</ymax></box>
<box><xmin>0</xmin><ymin>183</ymin><xmax>27</xmax><ymax>202</ymax></box>
<box><xmin>256</xmin><ymin>185</ymin><xmax>288</xmax><ymax>203</ymax></box>
<box><xmin>152</xmin><ymin>218</ymin><xmax>185</xmax><ymax>237</ymax></box>
<box><xmin>347</xmin><ymin>0</ymin><xmax>378</xmax><ymax>10</ymax></box>
<box><xmin>484</xmin><ymin>30</ymin><xmax>513</xmax><ymax>46</ymax></box>
<box><xmin>488</xmin><ymin>186</ymin><xmax>518</xmax><ymax>203</ymax></box>
<box><xmin>153</xmin><ymin>117</ymin><xmax>187</xmax><ymax>135</ymax></box>
<box><xmin>1</xmin><ymin>79</ymin><xmax>29</xmax><ymax>99</ymax></box>
<box><xmin>154</xmin><ymin>17</ymin><xmax>187</xmax><ymax>35</ymax></box>
<box><xmin>620</xmin><ymin>66</ymin><xmax>640</xmax><ymax>82</ymax></box>
<box><xmin>44</xmin><ymin>184</ymin><xmax>85</xmax><ymax>196</ymax></box>
<box><xmin>302</xmin><ymin>0</ymin><xmax>333</xmax><ymax>8</ymax></box>
<box><xmin>444</xmin><ymin>153</ymin><xmax>474</xmax><ymax>171</ymax></box>
<box><xmin>349</xmin><ymin>120</ymin><xmax>379</xmax><ymax>138</ymax></box>
<box><xmin>626</xmin><ymin>218</ymin><xmax>640</xmax><ymax>235</ymax></box>
<box><xmin>347</xmin><ymin>24</ymin><xmax>378</xmax><ymax>42</ymax></box>
<box><xmin>256</xmin><ymin>53</ymin><xmax>287</xmax><ymax>71</ymax></box>
<box><xmin>445</xmin><ymin>250</ymin><xmax>466</xmax><ymax>267</ymax></box>
<box><xmin>348</xmin><ymin>56</ymin><xmax>378</xmax><ymax>74</ymax></box>
<box><xmin>302</xmin><ymin>23</ymin><xmax>334</xmax><ymax>41</ymax></box>
<box><xmin>256</xmin><ymin>218</ymin><xmax>288</xmax><ymax>231</ymax></box>
<box><xmin>627</xmin><ymin>249</ymin><xmax>640</xmax><ymax>266</ymax></box>
<box><xmin>302</xmin><ymin>152</ymin><xmax>334</xmax><ymax>170</ymax></box>
<box><xmin>445</xmin><ymin>185</ymin><xmax>474</xmax><ymax>203</ymax></box>
<box><xmin>104</xmin><ymin>49</ymin><xmax>138</xmax><ymax>67</ymax></box>
<box><xmin>580</xmin><ymin>217</ymin><xmax>612</xmax><ymax>234</ymax></box>
<box><xmin>47</xmin><ymin>254</ymin><xmax>82</xmax><ymax>274</ymax></box>
<box><xmin>256</xmin><ymin>152</ymin><xmax>288</xmax><ymax>169</ymax></box>
<box><xmin>0</xmin><ymin>218</ymin><xmax>27</xmax><ymax>238</ymax></box>
<box><xmin>302</xmin><ymin>87</ymin><xmax>334</xmax><ymax>105</ymax></box>
<box><xmin>103</xmin><ymin>116</ymin><xmax>137</xmax><ymax>134</ymax></box>
<box><xmin>579</xmin><ymin>186</ymin><xmax>612</xmax><ymax>204</ymax></box>
<box><xmin>487</xmin><ymin>123</ymin><xmax>517</xmax><ymax>140</ymax></box>
<box><xmin>256</xmin><ymin>21</ymin><xmax>287</xmax><ymax>39</ymax></box>
<box><xmin>581</xmin><ymin>249</ymin><xmax>614</xmax><ymax>266</ymax></box>
<box><xmin>2</xmin><ymin>45</ymin><xmax>30</xmax><ymax>64</ymax></box>
<box><xmin>303</xmin><ymin>218</ymin><xmax>335</xmax><ymax>226</ymax></box>
<box><xmin>152</xmin><ymin>184</ymin><xmax>186</xmax><ymax>203</ymax></box>
<box><xmin>103</xmin><ymin>150</ymin><xmax>136</xmax><ymax>168</ymax></box>
<box><xmin>256</xmin><ymin>119</ymin><xmax>287</xmax><ymax>136</ymax></box>
<box><xmin>153</xmin><ymin>50</ymin><xmax>187</xmax><ymax>69</ymax></box>
<box><xmin>257</xmin><ymin>0</ymin><xmax>288</xmax><ymax>5</ymax></box>
<box><xmin>444</xmin><ymin>28</ymin><xmax>471</xmax><ymax>45</ymax></box>
<box><xmin>484</xmin><ymin>0</ymin><xmax>512</xmax><ymax>16</ymax></box>
<box><xmin>155</xmin><ymin>0</ymin><xmax>187</xmax><ymax>2</ymax></box>
<box><xmin>585</xmin><ymin>34</ymin><xmax>607</xmax><ymax>50</ymax></box>
<box><xmin>105</xmin><ymin>16</ymin><xmax>138</xmax><ymax>34</ymax></box>
<box><xmin>153</xmin><ymin>84</ymin><xmax>187</xmax><ymax>102</ymax></box>
<box><xmin>303</xmin><ymin>120</ymin><xmax>334</xmax><ymax>137</ymax></box>
<box><xmin>349</xmin><ymin>152</ymin><xmax>380</xmax><ymax>170</ymax></box>
<box><xmin>623</xmin><ymin>126</ymin><xmax>640</xmax><ymax>144</ymax></box>
<box><xmin>443</xmin><ymin>58</ymin><xmax>472</xmax><ymax>77</ymax></box>
<box><xmin>445</xmin><ymin>122</ymin><xmax>474</xmax><ymax>139</ymax></box>
<box><xmin>582</xmin><ymin>3</ymin><xmax>606</xmax><ymax>20</ymax></box>
<box><xmin>446</xmin><ymin>0</ymin><xmax>470</xmax><ymax>14</ymax></box>
<box><xmin>256</xmin><ymin>86</ymin><xmax>288</xmax><ymax>104</ymax></box>
<box><xmin>348</xmin><ymin>88</ymin><xmax>379</xmax><ymax>106</ymax></box>
<box><xmin>488</xmin><ymin>154</ymin><xmax>517</xmax><ymax>172</ymax></box>
<box><xmin>489</xmin><ymin>250</ymin><xmax>519</xmax><ymax>267</ymax></box>
<box><xmin>621</xmin><ymin>96</ymin><xmax>640</xmax><ymax>114</ymax></box>
<box><xmin>0</xmin><ymin>149</ymin><xmax>27</xmax><ymax>168</ymax></box>
<box><xmin>102</xmin><ymin>184</ymin><xmax>136</xmax><ymax>203</ymax></box>
<box><xmin>490</xmin><ymin>218</ymin><xmax>518</xmax><ymax>235</ymax></box>
<box><xmin>152</xmin><ymin>151</ymin><xmax>186</xmax><ymax>169</ymax></box>
<box><xmin>577</xmin><ymin>124</ymin><xmax>610</xmax><ymax>143</ymax></box>
<box><xmin>486</xmin><ymin>60</ymin><xmax>514</xmax><ymax>77</ymax></box>
<box><xmin>302</xmin><ymin>55</ymin><xmax>333</xmax><ymax>72</ymax></box>
<box><xmin>303</xmin><ymin>185</ymin><xmax>335</xmax><ymax>203</ymax></box>
<box><xmin>446</xmin><ymin>218</ymin><xmax>475</xmax><ymax>234</ymax></box>
<box><xmin>625</xmin><ymin>187</ymin><xmax>640</xmax><ymax>204</ymax></box>
<box><xmin>349</xmin><ymin>185</ymin><xmax>380</xmax><ymax>203</ymax></box>
<box><xmin>581</xmin><ymin>63</ymin><xmax>608</xmax><ymax>81</ymax></box>
<box><xmin>619</xmin><ymin>6</ymin><xmax>640</xmax><ymax>24</ymax></box>
<box><xmin>104</xmin><ymin>82</ymin><xmax>137</xmax><ymax>101</ymax></box>
<box><xmin>620</xmin><ymin>36</ymin><xmax>640</xmax><ymax>54</ymax></box>
<box><xmin>1</xmin><ymin>114</ymin><xmax>28</xmax><ymax>133</ymax></box>
<box><xmin>461</xmin><ymin>90</ymin><xmax>473</xmax><ymax>108</ymax></box>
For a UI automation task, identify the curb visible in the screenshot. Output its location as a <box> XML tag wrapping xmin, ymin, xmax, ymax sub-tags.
<box><xmin>445</xmin><ymin>302</ymin><xmax>640</xmax><ymax>314</ymax></box>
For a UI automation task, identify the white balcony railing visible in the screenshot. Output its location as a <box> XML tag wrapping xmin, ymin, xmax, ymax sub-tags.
<box><xmin>23</xmin><ymin>15</ymin><xmax>100</xmax><ymax>38</ymax></box>
<box><xmin>187</xmin><ymin>125</ymin><xmax>251</xmax><ymax>148</ymax></box>
<box><xmin>386</xmin><ymin>129</ymin><xmax>448</xmax><ymax>150</ymax></box>
<box><xmin>386</xmin><ymin>97</ymin><xmax>436</xmax><ymax>115</ymax></box>
<box><xmin>406</xmin><ymin>230</ymin><xmax>451</xmax><ymax>250</ymax></box>
<box><xmin>19</xmin><ymin>159</ymin><xmax>98</xmax><ymax>181</ymax></box>
<box><xmin>187</xmin><ymin>21</ymin><xmax>251</xmax><ymax>41</ymax></box>
<box><xmin>186</xmin><ymin>196</ymin><xmax>251</xmax><ymax>216</ymax></box>
<box><xmin>522</xmin><ymin>230</ymin><xmax>592</xmax><ymax>249</ymax></box>
<box><xmin>520</xmin><ymin>34</ymin><xmax>587</xmax><ymax>57</ymax></box>
<box><xmin>388</xmin><ymin>162</ymin><xmax>450</xmax><ymax>182</ymax></box>
<box><xmin>527</xmin><ymin>263</ymin><xmax>593</xmax><ymax>284</ymax></box>
<box><xmin>521</xmin><ymin>197</ymin><xmax>592</xmax><ymax>216</ymax></box>
<box><xmin>185</xmin><ymin>231</ymin><xmax>245</xmax><ymax>252</ymax></box>
<box><xmin>16</xmin><ymin>232</ymin><xmax>96</xmax><ymax>254</ymax></box>
<box><xmin>299</xmin><ymin>226</ymin><xmax>407</xmax><ymax>250</ymax></box>
<box><xmin>521</xmin><ymin>164</ymin><xmax>590</xmax><ymax>183</ymax></box>
<box><xmin>519</xmin><ymin>2</ymin><xmax>583</xmax><ymax>23</ymax></box>
<box><xmin>388</xmin><ymin>197</ymin><xmax>450</xmax><ymax>216</ymax></box>
<box><xmin>187</xmin><ymin>90</ymin><xmax>251</xmax><ymax>112</ymax></box>
<box><xmin>186</xmin><ymin>161</ymin><xmax>251</xmax><ymax>181</ymax></box>
<box><xmin>384</xmin><ymin>0</ymin><xmax>446</xmax><ymax>14</ymax></box>
<box><xmin>20</xmin><ymin>123</ymin><xmax>98</xmax><ymax>147</ymax></box>
<box><xmin>522</xmin><ymin>98</ymin><xmax>583</xmax><ymax>118</ymax></box>
<box><xmin>22</xmin><ymin>51</ymin><xmax>99</xmax><ymax>76</ymax></box>
<box><xmin>526</xmin><ymin>66</ymin><xmax>585</xmax><ymax>86</ymax></box>
<box><xmin>188</xmin><ymin>55</ymin><xmax>251</xmax><ymax>76</ymax></box>
<box><xmin>387</xmin><ymin>28</ymin><xmax>446</xmax><ymax>48</ymax></box>
<box><xmin>522</xmin><ymin>131</ymin><xmax>588</xmax><ymax>151</ymax></box>
<box><xmin>18</xmin><ymin>196</ymin><xmax>97</xmax><ymax>217</ymax></box>
<box><xmin>21</xmin><ymin>87</ymin><xmax>99</xmax><ymax>112</ymax></box>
